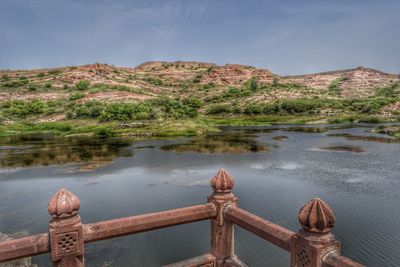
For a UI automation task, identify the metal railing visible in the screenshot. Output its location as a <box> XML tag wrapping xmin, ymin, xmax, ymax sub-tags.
<box><xmin>0</xmin><ymin>169</ymin><xmax>364</xmax><ymax>267</ymax></box>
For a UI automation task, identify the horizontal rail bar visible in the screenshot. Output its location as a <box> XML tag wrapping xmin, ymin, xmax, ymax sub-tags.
<box><xmin>224</xmin><ymin>206</ymin><xmax>295</xmax><ymax>251</ymax></box>
<box><xmin>323</xmin><ymin>254</ymin><xmax>366</xmax><ymax>267</ymax></box>
<box><xmin>1</xmin><ymin>204</ymin><xmax>216</xmax><ymax>263</ymax></box>
<box><xmin>162</xmin><ymin>253</ymin><xmax>216</xmax><ymax>267</ymax></box>
<box><xmin>83</xmin><ymin>203</ymin><xmax>217</xmax><ymax>242</ymax></box>
<box><xmin>0</xmin><ymin>233</ymin><xmax>49</xmax><ymax>262</ymax></box>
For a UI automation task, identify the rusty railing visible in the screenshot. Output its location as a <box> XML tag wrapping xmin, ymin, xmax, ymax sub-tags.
<box><xmin>0</xmin><ymin>169</ymin><xmax>364</xmax><ymax>267</ymax></box>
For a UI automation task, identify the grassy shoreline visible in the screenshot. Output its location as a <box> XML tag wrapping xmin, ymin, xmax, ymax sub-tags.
<box><xmin>0</xmin><ymin>114</ymin><xmax>399</xmax><ymax>139</ymax></box>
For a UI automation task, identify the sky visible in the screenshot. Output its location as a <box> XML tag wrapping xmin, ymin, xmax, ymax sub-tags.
<box><xmin>0</xmin><ymin>0</ymin><xmax>399</xmax><ymax>75</ymax></box>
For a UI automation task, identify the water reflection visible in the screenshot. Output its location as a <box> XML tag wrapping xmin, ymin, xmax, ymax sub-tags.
<box><xmin>0</xmin><ymin>126</ymin><xmax>400</xmax><ymax>266</ymax></box>
<box><xmin>161</xmin><ymin>133</ymin><xmax>268</xmax><ymax>154</ymax></box>
<box><xmin>283</xmin><ymin>127</ymin><xmax>328</xmax><ymax>133</ymax></box>
<box><xmin>0</xmin><ymin>134</ymin><xmax>133</xmax><ymax>171</ymax></box>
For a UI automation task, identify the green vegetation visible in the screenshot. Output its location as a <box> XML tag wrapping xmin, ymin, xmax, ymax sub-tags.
<box><xmin>3</xmin><ymin>79</ymin><xmax>29</xmax><ymax>88</ymax></box>
<box><xmin>48</xmin><ymin>70</ymin><xmax>61</xmax><ymax>75</ymax></box>
<box><xmin>0</xmin><ymin>64</ymin><xmax>399</xmax><ymax>140</ymax></box>
<box><xmin>0</xmin><ymin>96</ymin><xmax>204</xmax><ymax>123</ymax></box>
<box><xmin>375</xmin><ymin>81</ymin><xmax>400</xmax><ymax>98</ymax></box>
<box><xmin>192</xmin><ymin>73</ymin><xmax>203</xmax><ymax>83</ymax></box>
<box><xmin>69</xmin><ymin>92</ymin><xmax>85</xmax><ymax>101</ymax></box>
<box><xmin>244</xmin><ymin>77</ymin><xmax>259</xmax><ymax>92</ymax></box>
<box><xmin>2</xmin><ymin>100</ymin><xmax>47</xmax><ymax>117</ymax></box>
<box><xmin>206</xmin><ymin>98</ymin><xmax>396</xmax><ymax>116</ymax></box>
<box><xmin>76</xmin><ymin>80</ymin><xmax>90</xmax><ymax>90</ymax></box>
<box><xmin>2</xmin><ymin>74</ymin><xmax>10</xmax><ymax>81</ymax></box>
<box><xmin>144</xmin><ymin>77</ymin><xmax>163</xmax><ymax>86</ymax></box>
<box><xmin>329</xmin><ymin>78</ymin><xmax>343</xmax><ymax>95</ymax></box>
<box><xmin>223</xmin><ymin>87</ymin><xmax>251</xmax><ymax>98</ymax></box>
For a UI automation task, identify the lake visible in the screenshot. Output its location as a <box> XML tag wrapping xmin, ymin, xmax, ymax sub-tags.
<box><xmin>0</xmin><ymin>124</ymin><xmax>399</xmax><ymax>267</ymax></box>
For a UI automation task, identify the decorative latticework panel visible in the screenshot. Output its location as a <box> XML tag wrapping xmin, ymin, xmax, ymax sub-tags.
<box><xmin>296</xmin><ymin>246</ymin><xmax>312</xmax><ymax>267</ymax></box>
<box><xmin>56</xmin><ymin>232</ymin><xmax>79</xmax><ymax>255</ymax></box>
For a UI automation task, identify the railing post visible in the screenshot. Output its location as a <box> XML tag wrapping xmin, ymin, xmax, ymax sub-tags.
<box><xmin>208</xmin><ymin>169</ymin><xmax>238</xmax><ymax>267</ymax></box>
<box><xmin>290</xmin><ymin>198</ymin><xmax>340</xmax><ymax>267</ymax></box>
<box><xmin>48</xmin><ymin>188</ymin><xmax>85</xmax><ymax>267</ymax></box>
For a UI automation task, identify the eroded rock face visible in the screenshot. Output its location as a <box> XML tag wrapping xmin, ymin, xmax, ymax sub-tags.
<box><xmin>285</xmin><ymin>67</ymin><xmax>399</xmax><ymax>98</ymax></box>
<box><xmin>0</xmin><ymin>233</ymin><xmax>38</xmax><ymax>267</ymax></box>
<box><xmin>202</xmin><ymin>64</ymin><xmax>277</xmax><ymax>86</ymax></box>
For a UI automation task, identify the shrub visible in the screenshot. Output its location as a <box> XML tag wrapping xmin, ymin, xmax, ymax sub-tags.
<box><xmin>183</xmin><ymin>97</ymin><xmax>202</xmax><ymax>109</ymax></box>
<box><xmin>28</xmin><ymin>84</ymin><xmax>38</xmax><ymax>91</ymax></box>
<box><xmin>244</xmin><ymin>103</ymin><xmax>263</xmax><ymax>114</ymax></box>
<box><xmin>375</xmin><ymin>82</ymin><xmax>400</xmax><ymax>98</ymax></box>
<box><xmin>328</xmin><ymin>116</ymin><xmax>356</xmax><ymax>124</ymax></box>
<box><xmin>152</xmin><ymin>97</ymin><xmax>200</xmax><ymax>118</ymax></box>
<box><xmin>37</xmin><ymin>73</ymin><xmax>45</xmax><ymax>77</ymax></box>
<box><xmin>44</xmin><ymin>82</ymin><xmax>52</xmax><ymax>89</ymax></box>
<box><xmin>3</xmin><ymin>79</ymin><xmax>29</xmax><ymax>88</ymax></box>
<box><xmin>244</xmin><ymin>77</ymin><xmax>259</xmax><ymax>92</ymax></box>
<box><xmin>272</xmin><ymin>77</ymin><xmax>279</xmax><ymax>87</ymax></box>
<box><xmin>49</xmin><ymin>70</ymin><xmax>61</xmax><ymax>75</ymax></box>
<box><xmin>280</xmin><ymin>99</ymin><xmax>321</xmax><ymax>114</ymax></box>
<box><xmin>96</xmin><ymin>127</ymin><xmax>115</xmax><ymax>138</ymax></box>
<box><xmin>2</xmin><ymin>100</ymin><xmax>47</xmax><ymax>117</ymax></box>
<box><xmin>1</xmin><ymin>74</ymin><xmax>10</xmax><ymax>81</ymax></box>
<box><xmin>223</xmin><ymin>87</ymin><xmax>241</xmax><ymax>98</ymax></box>
<box><xmin>206</xmin><ymin>104</ymin><xmax>231</xmax><ymax>114</ymax></box>
<box><xmin>48</xmin><ymin>70</ymin><xmax>61</xmax><ymax>75</ymax></box>
<box><xmin>200</xmin><ymin>83</ymin><xmax>215</xmax><ymax>91</ymax></box>
<box><xmin>347</xmin><ymin>98</ymin><xmax>392</xmax><ymax>114</ymax></box>
<box><xmin>75</xmin><ymin>80</ymin><xmax>90</xmax><ymax>90</ymax></box>
<box><xmin>100</xmin><ymin>102</ymin><xmax>153</xmax><ymax>121</ymax></box>
<box><xmin>262</xmin><ymin>103</ymin><xmax>281</xmax><ymax>114</ymax></box>
<box><xmin>358</xmin><ymin>116</ymin><xmax>385</xmax><ymax>123</ymax></box>
<box><xmin>29</xmin><ymin>100</ymin><xmax>46</xmax><ymax>113</ymax></box>
<box><xmin>192</xmin><ymin>73</ymin><xmax>202</xmax><ymax>83</ymax></box>
<box><xmin>204</xmin><ymin>95</ymin><xmax>223</xmax><ymax>103</ymax></box>
<box><xmin>35</xmin><ymin>122</ymin><xmax>72</xmax><ymax>132</ymax></box>
<box><xmin>329</xmin><ymin>78</ymin><xmax>343</xmax><ymax>95</ymax></box>
<box><xmin>231</xmin><ymin>105</ymin><xmax>242</xmax><ymax>114</ymax></box>
<box><xmin>69</xmin><ymin>93</ymin><xmax>85</xmax><ymax>101</ymax></box>
<box><xmin>73</xmin><ymin>101</ymin><xmax>105</xmax><ymax>118</ymax></box>
<box><xmin>145</xmin><ymin>77</ymin><xmax>163</xmax><ymax>86</ymax></box>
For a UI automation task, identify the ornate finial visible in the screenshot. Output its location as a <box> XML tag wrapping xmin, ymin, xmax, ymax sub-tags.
<box><xmin>48</xmin><ymin>188</ymin><xmax>80</xmax><ymax>218</ymax></box>
<box><xmin>298</xmin><ymin>198</ymin><xmax>335</xmax><ymax>233</ymax></box>
<box><xmin>210</xmin><ymin>169</ymin><xmax>234</xmax><ymax>193</ymax></box>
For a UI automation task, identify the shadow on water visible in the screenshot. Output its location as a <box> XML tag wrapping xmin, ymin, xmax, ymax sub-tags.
<box><xmin>272</xmin><ymin>136</ymin><xmax>289</xmax><ymax>141</ymax></box>
<box><xmin>327</xmin><ymin>133</ymin><xmax>400</xmax><ymax>143</ymax></box>
<box><xmin>318</xmin><ymin>145</ymin><xmax>366</xmax><ymax>153</ymax></box>
<box><xmin>161</xmin><ymin>132</ymin><xmax>269</xmax><ymax>154</ymax></box>
<box><xmin>0</xmin><ymin>133</ymin><xmax>133</xmax><ymax>171</ymax></box>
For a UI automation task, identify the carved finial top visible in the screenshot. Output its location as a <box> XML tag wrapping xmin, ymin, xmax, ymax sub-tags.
<box><xmin>210</xmin><ymin>169</ymin><xmax>235</xmax><ymax>193</ymax></box>
<box><xmin>48</xmin><ymin>188</ymin><xmax>80</xmax><ymax>218</ymax></box>
<box><xmin>298</xmin><ymin>198</ymin><xmax>335</xmax><ymax>233</ymax></box>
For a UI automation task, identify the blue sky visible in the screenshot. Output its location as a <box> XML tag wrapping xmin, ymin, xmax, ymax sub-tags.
<box><xmin>1</xmin><ymin>0</ymin><xmax>399</xmax><ymax>74</ymax></box>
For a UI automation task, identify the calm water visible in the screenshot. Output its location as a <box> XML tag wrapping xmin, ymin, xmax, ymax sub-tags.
<box><xmin>0</xmin><ymin>124</ymin><xmax>399</xmax><ymax>267</ymax></box>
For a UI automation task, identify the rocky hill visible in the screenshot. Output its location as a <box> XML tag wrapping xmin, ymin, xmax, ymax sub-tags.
<box><xmin>285</xmin><ymin>67</ymin><xmax>399</xmax><ymax>98</ymax></box>
<box><xmin>1</xmin><ymin>62</ymin><xmax>397</xmax><ymax>101</ymax></box>
<box><xmin>0</xmin><ymin>61</ymin><xmax>399</xmax><ymax>135</ymax></box>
